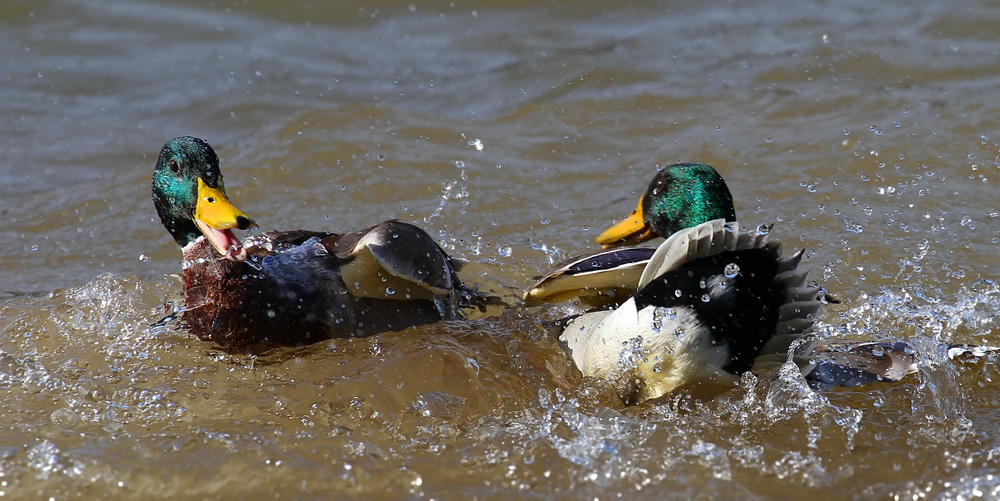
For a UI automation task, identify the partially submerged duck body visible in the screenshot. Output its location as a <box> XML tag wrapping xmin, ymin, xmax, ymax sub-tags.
<box><xmin>528</xmin><ymin>163</ymin><xmax>919</xmax><ymax>403</ymax></box>
<box><xmin>153</xmin><ymin>136</ymin><xmax>467</xmax><ymax>350</ymax></box>
<box><xmin>559</xmin><ymin>219</ymin><xmax>826</xmax><ymax>403</ymax></box>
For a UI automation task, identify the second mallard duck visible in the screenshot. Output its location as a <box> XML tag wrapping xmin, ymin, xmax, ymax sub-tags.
<box><xmin>152</xmin><ymin>136</ymin><xmax>470</xmax><ymax>350</ymax></box>
<box><xmin>528</xmin><ymin>162</ymin><xmax>916</xmax><ymax>404</ymax></box>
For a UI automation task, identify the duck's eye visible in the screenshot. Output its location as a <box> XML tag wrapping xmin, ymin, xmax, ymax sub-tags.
<box><xmin>168</xmin><ymin>159</ymin><xmax>180</xmax><ymax>174</ymax></box>
<box><xmin>205</xmin><ymin>196</ymin><xmax>216</xmax><ymax>203</ymax></box>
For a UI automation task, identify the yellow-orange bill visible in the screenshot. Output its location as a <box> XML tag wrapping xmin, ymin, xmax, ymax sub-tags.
<box><xmin>595</xmin><ymin>197</ymin><xmax>654</xmax><ymax>248</ymax></box>
<box><xmin>193</xmin><ymin>178</ymin><xmax>254</xmax><ymax>261</ymax></box>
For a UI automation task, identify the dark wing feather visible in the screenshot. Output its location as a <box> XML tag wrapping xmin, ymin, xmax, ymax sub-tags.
<box><xmin>334</xmin><ymin>220</ymin><xmax>458</xmax><ymax>295</ymax></box>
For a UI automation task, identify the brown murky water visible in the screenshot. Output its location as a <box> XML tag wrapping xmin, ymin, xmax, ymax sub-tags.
<box><xmin>3</xmin><ymin>0</ymin><xmax>1000</xmax><ymax>499</ymax></box>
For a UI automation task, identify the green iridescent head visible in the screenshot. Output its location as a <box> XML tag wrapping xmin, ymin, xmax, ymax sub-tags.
<box><xmin>596</xmin><ymin>162</ymin><xmax>736</xmax><ymax>248</ymax></box>
<box><xmin>151</xmin><ymin>136</ymin><xmax>254</xmax><ymax>261</ymax></box>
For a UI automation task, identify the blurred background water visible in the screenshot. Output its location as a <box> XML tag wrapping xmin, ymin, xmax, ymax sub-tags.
<box><xmin>2</xmin><ymin>0</ymin><xmax>1000</xmax><ymax>499</ymax></box>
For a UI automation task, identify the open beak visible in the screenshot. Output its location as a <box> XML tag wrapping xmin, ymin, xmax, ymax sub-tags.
<box><xmin>193</xmin><ymin>178</ymin><xmax>255</xmax><ymax>262</ymax></box>
<box><xmin>595</xmin><ymin>195</ymin><xmax>655</xmax><ymax>249</ymax></box>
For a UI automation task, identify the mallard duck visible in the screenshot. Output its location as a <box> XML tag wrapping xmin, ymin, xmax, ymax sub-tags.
<box><xmin>152</xmin><ymin>136</ymin><xmax>469</xmax><ymax>350</ymax></box>
<box><xmin>528</xmin><ymin>163</ymin><xmax>918</xmax><ymax>403</ymax></box>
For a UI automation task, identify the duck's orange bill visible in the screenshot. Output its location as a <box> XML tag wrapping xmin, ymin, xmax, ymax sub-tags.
<box><xmin>193</xmin><ymin>178</ymin><xmax>255</xmax><ymax>262</ymax></box>
<box><xmin>595</xmin><ymin>196</ymin><xmax>655</xmax><ymax>248</ymax></box>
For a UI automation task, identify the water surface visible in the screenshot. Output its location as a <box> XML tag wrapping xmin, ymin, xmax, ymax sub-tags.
<box><xmin>2</xmin><ymin>0</ymin><xmax>1000</xmax><ymax>499</ymax></box>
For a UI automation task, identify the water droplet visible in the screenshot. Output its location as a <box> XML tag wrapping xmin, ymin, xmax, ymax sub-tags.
<box><xmin>674</xmin><ymin>289</ymin><xmax>683</xmax><ymax>298</ymax></box>
<box><xmin>267</xmin><ymin>309</ymin><xmax>276</xmax><ymax>318</ymax></box>
<box><xmin>871</xmin><ymin>345</ymin><xmax>885</xmax><ymax>357</ymax></box>
<box><xmin>50</xmin><ymin>408</ymin><xmax>79</xmax><ymax>429</ymax></box>
<box><xmin>701</xmin><ymin>294</ymin><xmax>711</xmax><ymax>302</ymax></box>
<box><xmin>498</xmin><ymin>246</ymin><xmax>512</xmax><ymax>257</ymax></box>
<box><xmin>138</xmin><ymin>254</ymin><xmax>150</xmax><ymax>262</ymax></box>
<box><xmin>385</xmin><ymin>287</ymin><xmax>395</xmax><ymax>295</ymax></box>
<box><xmin>724</xmin><ymin>263</ymin><xmax>740</xmax><ymax>278</ymax></box>
<box><xmin>652</xmin><ymin>362</ymin><xmax>663</xmax><ymax>373</ymax></box>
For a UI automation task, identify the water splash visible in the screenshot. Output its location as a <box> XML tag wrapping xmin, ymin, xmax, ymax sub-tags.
<box><xmin>423</xmin><ymin>162</ymin><xmax>471</xmax><ymax>224</ymax></box>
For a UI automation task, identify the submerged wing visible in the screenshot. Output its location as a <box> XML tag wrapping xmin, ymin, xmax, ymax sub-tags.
<box><xmin>792</xmin><ymin>341</ymin><xmax>1000</xmax><ymax>391</ymax></box>
<box><xmin>794</xmin><ymin>340</ymin><xmax>918</xmax><ymax>390</ymax></box>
